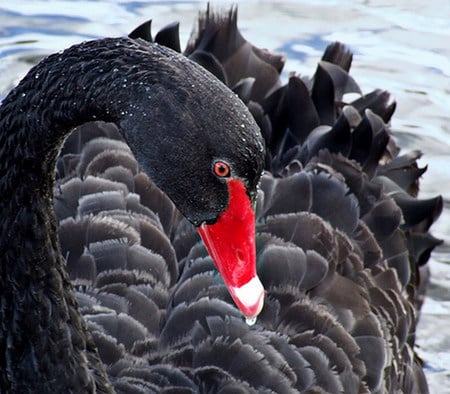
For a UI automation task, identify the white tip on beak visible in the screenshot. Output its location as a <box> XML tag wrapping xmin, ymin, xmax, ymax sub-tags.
<box><xmin>229</xmin><ymin>276</ymin><xmax>265</xmax><ymax>320</ymax></box>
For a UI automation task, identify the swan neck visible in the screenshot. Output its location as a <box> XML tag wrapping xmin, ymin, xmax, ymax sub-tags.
<box><xmin>0</xmin><ymin>38</ymin><xmax>150</xmax><ymax>392</ymax></box>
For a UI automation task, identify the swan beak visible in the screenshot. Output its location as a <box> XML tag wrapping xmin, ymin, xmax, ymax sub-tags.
<box><xmin>198</xmin><ymin>179</ymin><xmax>265</xmax><ymax>319</ymax></box>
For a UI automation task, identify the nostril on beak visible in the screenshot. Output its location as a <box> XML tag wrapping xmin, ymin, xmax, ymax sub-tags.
<box><xmin>236</xmin><ymin>249</ymin><xmax>247</xmax><ymax>268</ymax></box>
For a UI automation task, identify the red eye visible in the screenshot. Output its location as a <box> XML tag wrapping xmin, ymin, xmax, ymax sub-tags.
<box><xmin>213</xmin><ymin>161</ymin><xmax>231</xmax><ymax>178</ymax></box>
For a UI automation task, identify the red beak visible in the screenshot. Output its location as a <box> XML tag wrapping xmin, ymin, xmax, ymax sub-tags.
<box><xmin>197</xmin><ymin>178</ymin><xmax>265</xmax><ymax>319</ymax></box>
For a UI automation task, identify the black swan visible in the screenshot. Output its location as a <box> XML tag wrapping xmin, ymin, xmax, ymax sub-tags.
<box><xmin>0</xmin><ymin>7</ymin><xmax>442</xmax><ymax>394</ymax></box>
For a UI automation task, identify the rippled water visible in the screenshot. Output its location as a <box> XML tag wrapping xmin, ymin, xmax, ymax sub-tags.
<box><xmin>1</xmin><ymin>1</ymin><xmax>449</xmax><ymax>392</ymax></box>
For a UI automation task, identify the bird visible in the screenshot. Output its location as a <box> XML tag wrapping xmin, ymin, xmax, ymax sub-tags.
<box><xmin>0</xmin><ymin>5</ymin><xmax>442</xmax><ymax>394</ymax></box>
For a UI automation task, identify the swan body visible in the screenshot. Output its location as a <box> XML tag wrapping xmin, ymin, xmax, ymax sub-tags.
<box><xmin>0</xmin><ymin>6</ymin><xmax>442</xmax><ymax>393</ymax></box>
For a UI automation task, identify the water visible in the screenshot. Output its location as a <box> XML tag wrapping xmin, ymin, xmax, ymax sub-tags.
<box><xmin>1</xmin><ymin>1</ymin><xmax>449</xmax><ymax>392</ymax></box>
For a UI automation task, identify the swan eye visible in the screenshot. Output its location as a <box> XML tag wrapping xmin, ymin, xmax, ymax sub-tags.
<box><xmin>213</xmin><ymin>160</ymin><xmax>231</xmax><ymax>178</ymax></box>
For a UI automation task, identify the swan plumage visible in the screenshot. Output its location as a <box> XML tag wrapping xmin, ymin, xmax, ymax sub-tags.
<box><xmin>0</xmin><ymin>5</ymin><xmax>442</xmax><ymax>393</ymax></box>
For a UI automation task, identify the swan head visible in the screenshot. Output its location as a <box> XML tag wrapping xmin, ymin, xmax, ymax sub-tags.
<box><xmin>118</xmin><ymin>42</ymin><xmax>266</xmax><ymax>319</ymax></box>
